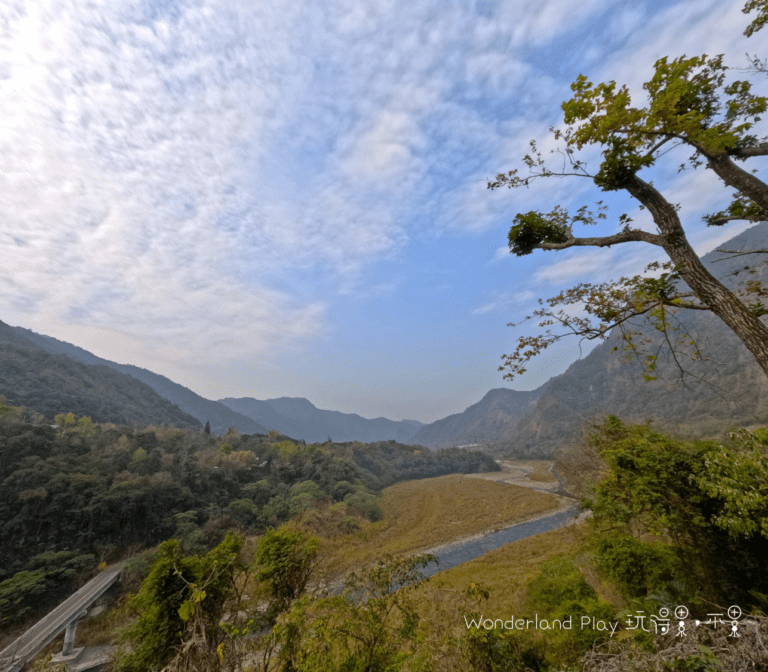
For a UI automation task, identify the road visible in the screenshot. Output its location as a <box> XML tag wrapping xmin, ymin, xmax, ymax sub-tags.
<box><xmin>0</xmin><ymin>563</ymin><xmax>123</xmax><ymax>672</ymax></box>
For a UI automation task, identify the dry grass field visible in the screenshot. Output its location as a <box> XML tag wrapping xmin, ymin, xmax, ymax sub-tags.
<box><xmin>320</xmin><ymin>473</ymin><xmax>566</xmax><ymax>578</ymax></box>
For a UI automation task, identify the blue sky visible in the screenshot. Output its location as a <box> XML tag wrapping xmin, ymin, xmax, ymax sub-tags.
<box><xmin>1</xmin><ymin>0</ymin><xmax>766</xmax><ymax>423</ymax></box>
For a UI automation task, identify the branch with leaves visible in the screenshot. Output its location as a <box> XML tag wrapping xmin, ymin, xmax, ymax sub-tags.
<box><xmin>499</xmin><ymin>259</ymin><xmax>767</xmax><ymax>383</ymax></box>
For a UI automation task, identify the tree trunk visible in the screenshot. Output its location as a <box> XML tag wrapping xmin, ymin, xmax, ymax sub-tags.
<box><xmin>706</xmin><ymin>152</ymin><xmax>768</xmax><ymax>212</ymax></box>
<box><xmin>625</xmin><ymin>173</ymin><xmax>768</xmax><ymax>378</ymax></box>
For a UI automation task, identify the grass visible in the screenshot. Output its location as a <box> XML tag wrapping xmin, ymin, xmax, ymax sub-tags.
<box><xmin>413</xmin><ymin>524</ymin><xmax>586</xmax><ymax>620</ymax></box>
<box><xmin>319</xmin><ymin>474</ymin><xmax>565</xmax><ymax>579</ymax></box>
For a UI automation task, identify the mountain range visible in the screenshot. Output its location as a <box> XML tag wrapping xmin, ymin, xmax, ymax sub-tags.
<box><xmin>1</xmin><ymin>223</ymin><xmax>765</xmax><ymax>452</ymax></box>
<box><xmin>0</xmin><ymin>321</ymin><xmax>424</xmax><ymax>442</ymax></box>
<box><xmin>218</xmin><ymin>396</ymin><xmax>423</xmax><ymax>444</ymax></box>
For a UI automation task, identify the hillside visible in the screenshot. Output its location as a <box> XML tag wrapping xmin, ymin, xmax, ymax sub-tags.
<box><xmin>414</xmin><ymin>223</ymin><xmax>768</xmax><ymax>456</ymax></box>
<box><xmin>409</xmin><ymin>388</ymin><xmax>541</xmax><ymax>448</ymax></box>
<box><xmin>219</xmin><ymin>396</ymin><xmax>424</xmax><ymax>444</ymax></box>
<box><xmin>0</xmin><ymin>323</ymin><xmax>202</xmax><ymax>429</ymax></box>
<box><xmin>3</xmin><ymin>325</ymin><xmax>268</xmax><ymax>435</ymax></box>
<box><xmin>0</xmin><ymin>399</ymin><xmax>497</xmax><ymax>629</ymax></box>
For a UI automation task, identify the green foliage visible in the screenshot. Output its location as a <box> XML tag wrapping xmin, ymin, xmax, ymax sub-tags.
<box><xmin>114</xmin><ymin>534</ymin><xmax>244</xmax><ymax>672</ymax></box>
<box><xmin>595</xmin><ymin>536</ymin><xmax>682</xmax><ymax>599</ymax></box>
<box><xmin>332</xmin><ymin>480</ymin><xmax>356</xmax><ymax>501</ymax></box>
<box><xmin>0</xmin><ymin>569</ymin><xmax>47</xmax><ymax>625</ymax></box>
<box><xmin>561</xmin><ymin>54</ymin><xmax>766</xmax><ymax>169</ymax></box>
<box><xmin>587</xmin><ymin>418</ymin><xmax>768</xmax><ymax>606</ymax></box>
<box><xmin>273</xmin><ymin>554</ymin><xmax>433</xmax><ymax>672</ymax></box>
<box><xmin>77</xmin><ymin>415</ymin><xmax>95</xmax><ymax>436</ymax></box>
<box><xmin>131</xmin><ymin>447</ymin><xmax>147</xmax><ymax>463</ymax></box>
<box><xmin>0</xmin><ymin>401</ymin><xmax>497</xmax><ymax>612</ymax></box>
<box><xmin>273</xmin><ymin>439</ymin><xmax>299</xmax><ymax>458</ymax></box>
<box><xmin>0</xmin><ymin>396</ymin><xmax>24</xmax><ymax>419</ymax></box>
<box><xmin>0</xmin><ymin>550</ymin><xmax>95</xmax><ymax>625</ymax></box>
<box><xmin>255</xmin><ymin>526</ymin><xmax>319</xmax><ymax>615</ymax></box>
<box><xmin>54</xmin><ymin>412</ymin><xmax>76</xmax><ymax>428</ymax></box>
<box><xmin>507</xmin><ymin>209</ymin><xmax>569</xmax><ymax>256</ymax></box>
<box><xmin>744</xmin><ymin>0</ymin><xmax>768</xmax><ymax>37</ymax></box>
<box><xmin>289</xmin><ymin>480</ymin><xmax>329</xmax><ymax>517</ymax></box>
<box><xmin>461</xmin><ymin>625</ymin><xmax>547</xmax><ymax>672</ymax></box>
<box><xmin>343</xmin><ymin>488</ymin><xmax>385</xmax><ymax>522</ymax></box>
<box><xmin>692</xmin><ymin>428</ymin><xmax>768</xmax><ymax>538</ymax></box>
<box><xmin>226</xmin><ymin>498</ymin><xmax>260</xmax><ymax>529</ymax></box>
<box><xmin>523</xmin><ymin>556</ymin><xmax>616</xmax><ymax>664</ymax></box>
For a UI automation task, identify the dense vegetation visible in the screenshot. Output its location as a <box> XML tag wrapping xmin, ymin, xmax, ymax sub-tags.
<box><xmin>0</xmin><ymin>398</ymin><xmax>496</xmax><ymax>629</ymax></box>
<box><xmin>0</xmin><ymin>329</ymin><xmax>202</xmax><ymax>429</ymax></box>
<box><xmin>106</xmin><ymin>417</ymin><xmax>767</xmax><ymax>672</ymax></box>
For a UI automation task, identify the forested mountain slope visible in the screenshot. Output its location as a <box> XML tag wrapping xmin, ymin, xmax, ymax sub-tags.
<box><xmin>502</xmin><ymin>223</ymin><xmax>768</xmax><ymax>457</ymax></box>
<box><xmin>3</xmin><ymin>324</ymin><xmax>267</xmax><ymax>435</ymax></box>
<box><xmin>0</xmin><ymin>323</ymin><xmax>202</xmax><ymax>429</ymax></box>
<box><xmin>0</xmin><ymin>402</ymin><xmax>496</xmax><ymax>627</ymax></box>
<box><xmin>409</xmin><ymin>388</ymin><xmax>541</xmax><ymax>449</ymax></box>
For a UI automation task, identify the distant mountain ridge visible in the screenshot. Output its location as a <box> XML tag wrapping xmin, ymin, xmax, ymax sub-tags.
<box><xmin>2</xmin><ymin>224</ymin><xmax>764</xmax><ymax>448</ymax></box>
<box><xmin>218</xmin><ymin>396</ymin><xmax>424</xmax><ymax>444</ymax></box>
<box><xmin>1</xmin><ymin>322</ymin><xmax>423</xmax><ymax>442</ymax></box>
<box><xmin>409</xmin><ymin>388</ymin><xmax>541</xmax><ymax>448</ymax></box>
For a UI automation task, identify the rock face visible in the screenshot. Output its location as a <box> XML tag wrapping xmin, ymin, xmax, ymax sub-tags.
<box><xmin>218</xmin><ymin>396</ymin><xmax>424</xmax><ymax>444</ymax></box>
<box><xmin>413</xmin><ymin>223</ymin><xmax>768</xmax><ymax>457</ymax></box>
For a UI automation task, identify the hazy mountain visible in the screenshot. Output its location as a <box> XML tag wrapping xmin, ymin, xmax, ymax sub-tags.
<box><xmin>219</xmin><ymin>396</ymin><xmax>424</xmax><ymax>444</ymax></box>
<box><xmin>0</xmin><ymin>321</ymin><xmax>202</xmax><ymax>429</ymax></box>
<box><xmin>409</xmin><ymin>388</ymin><xmax>542</xmax><ymax>449</ymax></box>
<box><xmin>3</xmin><ymin>325</ymin><xmax>268</xmax><ymax>436</ymax></box>
<box><xmin>414</xmin><ymin>223</ymin><xmax>768</xmax><ymax>457</ymax></box>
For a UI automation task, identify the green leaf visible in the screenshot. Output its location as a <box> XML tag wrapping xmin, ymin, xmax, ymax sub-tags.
<box><xmin>178</xmin><ymin>600</ymin><xmax>194</xmax><ymax>621</ymax></box>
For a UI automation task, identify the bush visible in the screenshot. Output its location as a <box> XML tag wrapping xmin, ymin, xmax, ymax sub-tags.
<box><xmin>523</xmin><ymin>556</ymin><xmax>616</xmax><ymax>666</ymax></box>
<box><xmin>596</xmin><ymin>536</ymin><xmax>683</xmax><ymax>598</ymax></box>
<box><xmin>343</xmin><ymin>490</ymin><xmax>384</xmax><ymax>522</ymax></box>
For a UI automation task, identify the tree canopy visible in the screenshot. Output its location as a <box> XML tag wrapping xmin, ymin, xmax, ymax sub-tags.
<box><xmin>490</xmin><ymin>2</ymin><xmax>768</xmax><ymax>383</ymax></box>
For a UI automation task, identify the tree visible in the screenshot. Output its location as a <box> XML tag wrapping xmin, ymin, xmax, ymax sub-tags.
<box><xmin>254</xmin><ymin>526</ymin><xmax>319</xmax><ymax>619</ymax></box>
<box><xmin>584</xmin><ymin>417</ymin><xmax>768</xmax><ymax>606</ymax></box>
<box><xmin>489</xmin><ymin>4</ymin><xmax>768</xmax><ymax>382</ymax></box>
<box><xmin>273</xmin><ymin>554</ymin><xmax>433</xmax><ymax>672</ymax></box>
<box><xmin>114</xmin><ymin>534</ymin><xmax>246</xmax><ymax>672</ymax></box>
<box><xmin>204</xmin><ymin>420</ymin><xmax>211</xmax><ymax>435</ymax></box>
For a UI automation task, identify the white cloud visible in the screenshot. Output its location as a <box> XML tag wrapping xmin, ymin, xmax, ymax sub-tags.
<box><xmin>339</xmin><ymin>111</ymin><xmax>422</xmax><ymax>185</ymax></box>
<box><xmin>472</xmin><ymin>302</ymin><xmax>497</xmax><ymax>315</ymax></box>
<box><xmin>1</xmin><ymin>0</ymin><xmax>764</xmax><ymax>412</ymax></box>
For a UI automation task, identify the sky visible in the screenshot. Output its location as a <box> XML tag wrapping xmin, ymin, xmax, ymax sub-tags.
<box><xmin>1</xmin><ymin>0</ymin><xmax>767</xmax><ymax>423</ymax></box>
